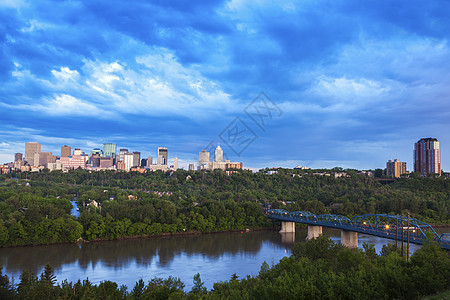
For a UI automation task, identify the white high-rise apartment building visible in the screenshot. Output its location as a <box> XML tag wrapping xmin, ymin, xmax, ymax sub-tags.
<box><xmin>124</xmin><ymin>153</ymin><xmax>134</xmax><ymax>171</ymax></box>
<box><xmin>214</xmin><ymin>145</ymin><xmax>223</xmax><ymax>162</ymax></box>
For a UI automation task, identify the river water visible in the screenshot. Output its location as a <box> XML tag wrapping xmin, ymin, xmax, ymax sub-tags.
<box><xmin>0</xmin><ymin>227</ymin><xmax>447</xmax><ymax>290</ymax></box>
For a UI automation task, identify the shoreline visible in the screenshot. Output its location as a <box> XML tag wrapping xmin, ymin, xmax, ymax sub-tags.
<box><xmin>0</xmin><ymin>226</ymin><xmax>277</xmax><ymax>249</ymax></box>
<box><xmin>1</xmin><ymin>223</ymin><xmax>448</xmax><ymax>249</ymax></box>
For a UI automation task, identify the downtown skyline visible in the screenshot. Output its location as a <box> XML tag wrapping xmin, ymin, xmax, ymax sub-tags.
<box><xmin>1</xmin><ymin>1</ymin><xmax>449</xmax><ymax>170</ymax></box>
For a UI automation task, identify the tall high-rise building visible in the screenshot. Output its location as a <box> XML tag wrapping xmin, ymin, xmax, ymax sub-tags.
<box><xmin>103</xmin><ymin>143</ymin><xmax>117</xmax><ymax>161</ymax></box>
<box><xmin>189</xmin><ymin>163</ymin><xmax>195</xmax><ymax>171</ymax></box>
<box><xmin>414</xmin><ymin>138</ymin><xmax>441</xmax><ymax>175</ymax></box>
<box><xmin>147</xmin><ymin>157</ymin><xmax>153</xmax><ymax>166</ymax></box>
<box><xmin>132</xmin><ymin>151</ymin><xmax>141</xmax><ymax>167</ymax></box>
<box><xmin>214</xmin><ymin>145</ymin><xmax>223</xmax><ymax>162</ymax></box>
<box><xmin>25</xmin><ymin>142</ymin><xmax>41</xmax><ymax>166</ymax></box>
<box><xmin>173</xmin><ymin>157</ymin><xmax>178</xmax><ymax>170</ymax></box>
<box><xmin>61</xmin><ymin>145</ymin><xmax>71</xmax><ymax>157</ymax></box>
<box><xmin>119</xmin><ymin>148</ymin><xmax>128</xmax><ymax>163</ymax></box>
<box><xmin>91</xmin><ymin>148</ymin><xmax>103</xmax><ymax>157</ymax></box>
<box><xmin>124</xmin><ymin>153</ymin><xmax>134</xmax><ymax>171</ymax></box>
<box><xmin>73</xmin><ymin>148</ymin><xmax>83</xmax><ymax>156</ymax></box>
<box><xmin>140</xmin><ymin>158</ymin><xmax>148</xmax><ymax>167</ymax></box>
<box><xmin>14</xmin><ymin>153</ymin><xmax>23</xmax><ymax>162</ymax></box>
<box><xmin>199</xmin><ymin>150</ymin><xmax>209</xmax><ymax>166</ymax></box>
<box><xmin>157</xmin><ymin>147</ymin><xmax>168</xmax><ymax>165</ymax></box>
<box><xmin>386</xmin><ymin>159</ymin><xmax>406</xmax><ymax>178</ymax></box>
<box><xmin>33</xmin><ymin>152</ymin><xmax>55</xmax><ymax>167</ymax></box>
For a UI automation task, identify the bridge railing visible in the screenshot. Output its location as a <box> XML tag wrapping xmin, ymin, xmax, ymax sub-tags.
<box><xmin>265</xmin><ymin>210</ymin><xmax>449</xmax><ymax>249</ymax></box>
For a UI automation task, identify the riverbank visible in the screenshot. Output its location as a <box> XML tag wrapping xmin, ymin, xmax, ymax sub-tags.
<box><xmin>0</xmin><ymin>226</ymin><xmax>278</xmax><ymax>249</ymax></box>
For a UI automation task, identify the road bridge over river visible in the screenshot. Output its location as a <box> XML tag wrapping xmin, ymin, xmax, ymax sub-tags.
<box><xmin>266</xmin><ymin>209</ymin><xmax>450</xmax><ymax>250</ymax></box>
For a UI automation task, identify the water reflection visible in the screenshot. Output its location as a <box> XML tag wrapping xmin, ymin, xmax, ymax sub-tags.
<box><xmin>280</xmin><ymin>232</ymin><xmax>296</xmax><ymax>244</ymax></box>
<box><xmin>0</xmin><ymin>227</ymin><xmax>446</xmax><ymax>290</ymax></box>
<box><xmin>0</xmin><ymin>230</ymin><xmax>292</xmax><ymax>290</ymax></box>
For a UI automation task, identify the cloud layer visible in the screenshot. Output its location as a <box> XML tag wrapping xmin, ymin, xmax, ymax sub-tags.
<box><xmin>1</xmin><ymin>0</ymin><xmax>449</xmax><ymax>170</ymax></box>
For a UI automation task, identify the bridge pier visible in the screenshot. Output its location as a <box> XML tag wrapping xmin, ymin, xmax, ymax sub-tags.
<box><xmin>306</xmin><ymin>225</ymin><xmax>323</xmax><ymax>240</ymax></box>
<box><xmin>279</xmin><ymin>221</ymin><xmax>295</xmax><ymax>233</ymax></box>
<box><xmin>341</xmin><ymin>230</ymin><xmax>358</xmax><ymax>248</ymax></box>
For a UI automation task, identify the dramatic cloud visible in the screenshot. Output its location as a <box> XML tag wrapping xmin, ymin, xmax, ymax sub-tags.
<box><xmin>1</xmin><ymin>0</ymin><xmax>449</xmax><ymax>170</ymax></box>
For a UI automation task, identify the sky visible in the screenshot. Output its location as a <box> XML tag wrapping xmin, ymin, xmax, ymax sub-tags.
<box><xmin>1</xmin><ymin>0</ymin><xmax>449</xmax><ymax>171</ymax></box>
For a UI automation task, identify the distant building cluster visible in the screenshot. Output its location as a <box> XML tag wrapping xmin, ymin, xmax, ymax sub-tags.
<box><xmin>5</xmin><ymin>142</ymin><xmax>180</xmax><ymax>173</ymax></box>
<box><xmin>1</xmin><ymin>142</ymin><xmax>244</xmax><ymax>174</ymax></box>
<box><xmin>383</xmin><ymin>137</ymin><xmax>441</xmax><ymax>178</ymax></box>
<box><xmin>197</xmin><ymin>145</ymin><xmax>243</xmax><ymax>172</ymax></box>
<box><xmin>0</xmin><ymin>137</ymin><xmax>442</xmax><ymax>176</ymax></box>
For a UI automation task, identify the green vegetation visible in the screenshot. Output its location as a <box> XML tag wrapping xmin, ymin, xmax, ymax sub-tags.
<box><xmin>0</xmin><ymin>168</ymin><xmax>449</xmax><ymax>247</ymax></box>
<box><xmin>1</xmin><ymin>237</ymin><xmax>448</xmax><ymax>299</ymax></box>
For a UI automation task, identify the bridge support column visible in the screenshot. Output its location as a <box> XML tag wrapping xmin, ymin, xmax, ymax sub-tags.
<box><xmin>341</xmin><ymin>230</ymin><xmax>358</xmax><ymax>248</ymax></box>
<box><xmin>279</xmin><ymin>221</ymin><xmax>295</xmax><ymax>233</ymax></box>
<box><xmin>306</xmin><ymin>226</ymin><xmax>322</xmax><ymax>240</ymax></box>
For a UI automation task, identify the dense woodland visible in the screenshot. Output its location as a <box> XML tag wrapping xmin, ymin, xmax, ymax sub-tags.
<box><xmin>0</xmin><ymin>168</ymin><xmax>449</xmax><ymax>247</ymax></box>
<box><xmin>1</xmin><ymin>236</ymin><xmax>449</xmax><ymax>299</ymax></box>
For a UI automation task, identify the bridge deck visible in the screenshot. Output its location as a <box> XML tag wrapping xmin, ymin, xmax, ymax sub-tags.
<box><xmin>266</xmin><ymin>210</ymin><xmax>450</xmax><ymax>250</ymax></box>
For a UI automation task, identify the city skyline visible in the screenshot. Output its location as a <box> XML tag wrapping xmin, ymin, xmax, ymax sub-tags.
<box><xmin>5</xmin><ymin>137</ymin><xmax>444</xmax><ymax>173</ymax></box>
<box><xmin>0</xmin><ymin>1</ymin><xmax>449</xmax><ymax>170</ymax></box>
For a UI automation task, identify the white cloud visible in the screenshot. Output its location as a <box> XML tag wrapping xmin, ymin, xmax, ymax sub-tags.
<box><xmin>20</xmin><ymin>19</ymin><xmax>53</xmax><ymax>32</ymax></box>
<box><xmin>6</xmin><ymin>44</ymin><xmax>239</xmax><ymax>119</ymax></box>
<box><xmin>51</xmin><ymin>67</ymin><xmax>79</xmax><ymax>81</ymax></box>
<box><xmin>0</xmin><ymin>0</ymin><xmax>26</xmax><ymax>8</ymax></box>
<box><xmin>44</xmin><ymin>94</ymin><xmax>100</xmax><ymax>116</ymax></box>
<box><xmin>5</xmin><ymin>94</ymin><xmax>110</xmax><ymax>117</ymax></box>
<box><xmin>313</xmin><ymin>76</ymin><xmax>390</xmax><ymax>100</ymax></box>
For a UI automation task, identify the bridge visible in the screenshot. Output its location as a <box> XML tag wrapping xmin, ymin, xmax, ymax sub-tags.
<box><xmin>266</xmin><ymin>209</ymin><xmax>450</xmax><ymax>250</ymax></box>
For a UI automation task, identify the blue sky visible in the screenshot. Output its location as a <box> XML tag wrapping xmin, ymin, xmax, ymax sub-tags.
<box><xmin>1</xmin><ymin>0</ymin><xmax>449</xmax><ymax>171</ymax></box>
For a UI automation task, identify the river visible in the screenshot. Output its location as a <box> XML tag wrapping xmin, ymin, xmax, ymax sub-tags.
<box><xmin>0</xmin><ymin>227</ymin><xmax>447</xmax><ymax>290</ymax></box>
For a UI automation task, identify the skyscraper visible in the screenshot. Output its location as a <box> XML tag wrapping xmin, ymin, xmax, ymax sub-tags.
<box><xmin>25</xmin><ymin>142</ymin><xmax>41</xmax><ymax>166</ymax></box>
<box><xmin>199</xmin><ymin>150</ymin><xmax>209</xmax><ymax>166</ymax></box>
<box><xmin>33</xmin><ymin>152</ymin><xmax>55</xmax><ymax>167</ymax></box>
<box><xmin>414</xmin><ymin>138</ymin><xmax>441</xmax><ymax>175</ymax></box>
<box><xmin>91</xmin><ymin>148</ymin><xmax>103</xmax><ymax>157</ymax></box>
<box><xmin>140</xmin><ymin>158</ymin><xmax>148</xmax><ymax>167</ymax></box>
<box><xmin>157</xmin><ymin>147</ymin><xmax>168</xmax><ymax>165</ymax></box>
<box><xmin>124</xmin><ymin>153</ymin><xmax>134</xmax><ymax>171</ymax></box>
<box><xmin>103</xmin><ymin>143</ymin><xmax>117</xmax><ymax>161</ymax></box>
<box><xmin>14</xmin><ymin>153</ymin><xmax>23</xmax><ymax>162</ymax></box>
<box><xmin>173</xmin><ymin>157</ymin><xmax>178</xmax><ymax>170</ymax></box>
<box><xmin>73</xmin><ymin>148</ymin><xmax>83</xmax><ymax>156</ymax></box>
<box><xmin>386</xmin><ymin>159</ymin><xmax>406</xmax><ymax>178</ymax></box>
<box><xmin>132</xmin><ymin>151</ymin><xmax>141</xmax><ymax>167</ymax></box>
<box><xmin>118</xmin><ymin>149</ymin><xmax>128</xmax><ymax>162</ymax></box>
<box><xmin>214</xmin><ymin>145</ymin><xmax>223</xmax><ymax>162</ymax></box>
<box><xmin>61</xmin><ymin>145</ymin><xmax>71</xmax><ymax>157</ymax></box>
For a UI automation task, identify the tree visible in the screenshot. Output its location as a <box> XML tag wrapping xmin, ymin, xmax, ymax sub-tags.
<box><xmin>190</xmin><ymin>273</ymin><xmax>207</xmax><ymax>295</ymax></box>
<box><xmin>0</xmin><ymin>268</ymin><xmax>14</xmax><ymax>299</ymax></box>
<box><xmin>40</xmin><ymin>263</ymin><xmax>57</xmax><ymax>286</ymax></box>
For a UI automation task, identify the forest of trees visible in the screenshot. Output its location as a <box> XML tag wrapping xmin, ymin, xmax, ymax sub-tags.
<box><xmin>0</xmin><ymin>168</ymin><xmax>449</xmax><ymax>247</ymax></box>
<box><xmin>1</xmin><ymin>236</ymin><xmax>449</xmax><ymax>299</ymax></box>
